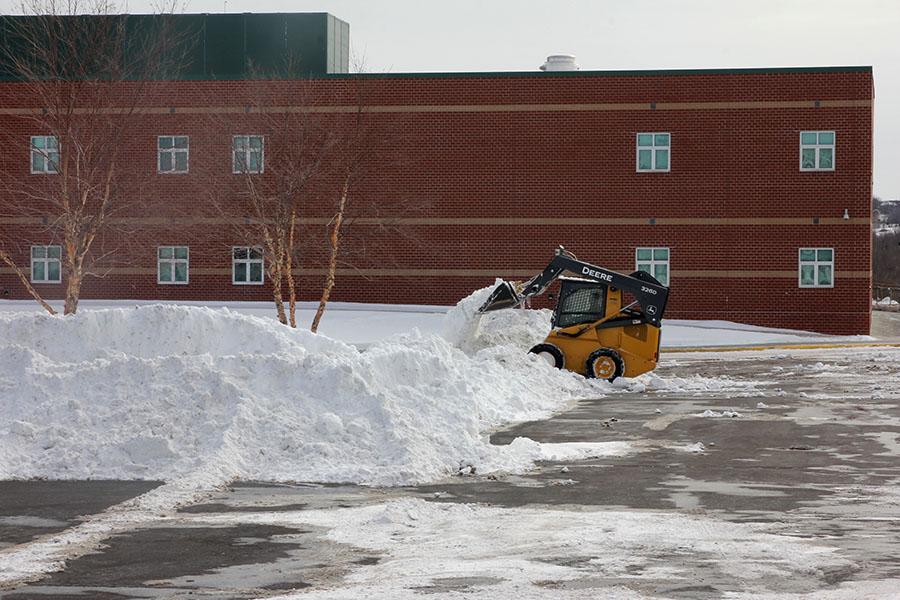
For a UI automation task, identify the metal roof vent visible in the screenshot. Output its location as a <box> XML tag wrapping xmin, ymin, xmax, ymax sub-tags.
<box><xmin>540</xmin><ymin>54</ymin><xmax>579</xmax><ymax>72</ymax></box>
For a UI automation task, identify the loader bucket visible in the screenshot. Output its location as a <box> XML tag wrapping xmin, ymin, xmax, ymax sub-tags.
<box><xmin>478</xmin><ymin>281</ymin><xmax>522</xmax><ymax>313</ymax></box>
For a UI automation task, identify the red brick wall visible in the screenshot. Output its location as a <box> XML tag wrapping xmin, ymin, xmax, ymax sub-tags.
<box><xmin>0</xmin><ymin>68</ymin><xmax>874</xmax><ymax>334</ymax></box>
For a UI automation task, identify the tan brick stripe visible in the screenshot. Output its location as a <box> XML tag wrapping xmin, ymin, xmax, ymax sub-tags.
<box><xmin>0</xmin><ymin>99</ymin><xmax>872</xmax><ymax>116</ymax></box>
<box><xmin>0</xmin><ymin>217</ymin><xmax>871</xmax><ymax>226</ymax></box>
<box><xmin>0</xmin><ymin>267</ymin><xmax>871</xmax><ymax>279</ymax></box>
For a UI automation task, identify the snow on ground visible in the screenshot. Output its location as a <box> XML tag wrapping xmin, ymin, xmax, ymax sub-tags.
<box><xmin>200</xmin><ymin>498</ymin><xmax>851</xmax><ymax>600</ymax></box>
<box><xmin>661</xmin><ymin>319</ymin><xmax>874</xmax><ymax>347</ymax></box>
<box><xmin>873</xmin><ymin>296</ymin><xmax>899</xmax><ymax>310</ymax></box>
<box><xmin>0</xmin><ymin>299</ymin><xmax>448</xmax><ymax>346</ymax></box>
<box><xmin>0</xmin><ymin>288</ymin><xmax>843</xmax><ymax>487</ymax></box>
<box><xmin>0</xmin><ymin>298</ymin><xmax>876</xmax><ymax>346</ymax></box>
<box><xmin>0</xmin><ymin>300</ymin><xmax>611</xmax><ymax>486</ymax></box>
<box><xmin>8</xmin><ymin>283</ymin><xmax>741</xmax><ymax>489</ymax></box>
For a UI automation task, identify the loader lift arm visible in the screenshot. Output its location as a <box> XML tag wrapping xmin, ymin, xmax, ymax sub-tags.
<box><xmin>478</xmin><ymin>247</ymin><xmax>669</xmax><ymax>327</ymax></box>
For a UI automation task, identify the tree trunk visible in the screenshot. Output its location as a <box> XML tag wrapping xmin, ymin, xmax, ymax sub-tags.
<box><xmin>311</xmin><ymin>180</ymin><xmax>348</xmax><ymax>334</ymax></box>
<box><xmin>270</xmin><ymin>264</ymin><xmax>288</xmax><ymax>325</ymax></box>
<box><xmin>63</xmin><ymin>267</ymin><xmax>81</xmax><ymax>315</ymax></box>
<box><xmin>285</xmin><ymin>261</ymin><xmax>297</xmax><ymax>328</ymax></box>
<box><xmin>0</xmin><ymin>249</ymin><xmax>57</xmax><ymax>315</ymax></box>
<box><xmin>286</xmin><ymin>210</ymin><xmax>298</xmax><ymax>328</ymax></box>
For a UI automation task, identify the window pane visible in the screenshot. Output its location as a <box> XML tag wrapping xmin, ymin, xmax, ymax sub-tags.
<box><xmin>817</xmin><ymin>264</ymin><xmax>832</xmax><ymax>286</ymax></box>
<box><xmin>47</xmin><ymin>246</ymin><xmax>60</xmax><ymax>258</ymax></box>
<box><xmin>801</xmin><ymin>148</ymin><xmax>816</xmax><ymax>169</ymax></box>
<box><xmin>234</xmin><ymin>136</ymin><xmax>247</xmax><ymax>150</ymax></box>
<box><xmin>249</xmin><ymin>247</ymin><xmax>263</xmax><ymax>260</ymax></box>
<box><xmin>817</xmin><ymin>248</ymin><xmax>833</xmax><ymax>261</ymax></box>
<box><xmin>800</xmin><ymin>264</ymin><xmax>815</xmax><ymax>285</ymax></box>
<box><xmin>637</xmin><ymin>133</ymin><xmax>652</xmax><ymax>147</ymax></box>
<box><xmin>636</xmin><ymin>248</ymin><xmax>652</xmax><ymax>260</ymax></box>
<box><xmin>174</xmin><ymin>136</ymin><xmax>188</xmax><ymax>149</ymax></box>
<box><xmin>47</xmin><ymin>136</ymin><xmax>58</xmax><ymax>150</ymax></box>
<box><xmin>638</xmin><ymin>149</ymin><xmax>652</xmax><ymax>170</ymax></box>
<box><xmin>818</xmin><ymin>148</ymin><xmax>833</xmax><ymax>169</ymax></box>
<box><xmin>48</xmin><ymin>261</ymin><xmax>60</xmax><ymax>281</ymax></box>
<box><xmin>47</xmin><ymin>151</ymin><xmax>59</xmax><ymax>172</ymax></box>
<box><xmin>233</xmin><ymin>247</ymin><xmax>248</xmax><ymax>259</ymax></box>
<box><xmin>249</xmin><ymin>153</ymin><xmax>261</xmax><ymax>172</ymax></box>
<box><xmin>234</xmin><ymin>262</ymin><xmax>247</xmax><ymax>282</ymax></box>
<box><xmin>653</xmin><ymin>248</ymin><xmax>668</xmax><ymax>260</ymax></box>
<box><xmin>174</xmin><ymin>262</ymin><xmax>188</xmax><ymax>282</ymax></box>
<box><xmin>174</xmin><ymin>247</ymin><xmax>188</xmax><ymax>259</ymax></box>
<box><xmin>799</xmin><ymin>249</ymin><xmax>815</xmax><ymax>261</ymax></box>
<box><xmin>654</xmin><ymin>133</ymin><xmax>669</xmax><ymax>146</ymax></box>
<box><xmin>32</xmin><ymin>246</ymin><xmax>46</xmax><ymax>258</ymax></box>
<box><xmin>32</xmin><ymin>136</ymin><xmax>46</xmax><ymax>149</ymax></box>
<box><xmin>159</xmin><ymin>136</ymin><xmax>173</xmax><ymax>149</ymax></box>
<box><xmin>654</xmin><ymin>264</ymin><xmax>669</xmax><ymax>285</ymax></box>
<box><xmin>32</xmin><ymin>152</ymin><xmax>45</xmax><ymax>172</ymax></box>
<box><xmin>174</xmin><ymin>152</ymin><xmax>188</xmax><ymax>172</ymax></box>
<box><xmin>159</xmin><ymin>152</ymin><xmax>173</xmax><ymax>171</ymax></box>
<box><xmin>249</xmin><ymin>262</ymin><xmax>263</xmax><ymax>282</ymax></box>
<box><xmin>159</xmin><ymin>247</ymin><xmax>173</xmax><ymax>259</ymax></box>
<box><xmin>637</xmin><ymin>263</ymin><xmax>652</xmax><ymax>273</ymax></box>
<box><xmin>249</xmin><ymin>136</ymin><xmax>262</xmax><ymax>150</ymax></box>
<box><xmin>33</xmin><ymin>261</ymin><xmax>45</xmax><ymax>281</ymax></box>
<box><xmin>801</xmin><ymin>132</ymin><xmax>817</xmax><ymax>145</ymax></box>
<box><xmin>818</xmin><ymin>132</ymin><xmax>834</xmax><ymax>145</ymax></box>
<box><xmin>234</xmin><ymin>153</ymin><xmax>245</xmax><ymax>173</ymax></box>
<box><xmin>159</xmin><ymin>262</ymin><xmax>172</xmax><ymax>282</ymax></box>
<box><xmin>655</xmin><ymin>149</ymin><xmax>669</xmax><ymax>170</ymax></box>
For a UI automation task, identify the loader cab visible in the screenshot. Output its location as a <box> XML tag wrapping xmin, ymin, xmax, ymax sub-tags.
<box><xmin>552</xmin><ymin>278</ymin><xmax>612</xmax><ymax>328</ymax></box>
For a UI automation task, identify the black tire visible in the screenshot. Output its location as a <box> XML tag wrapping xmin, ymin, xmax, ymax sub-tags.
<box><xmin>529</xmin><ymin>343</ymin><xmax>565</xmax><ymax>369</ymax></box>
<box><xmin>585</xmin><ymin>348</ymin><xmax>624</xmax><ymax>382</ymax></box>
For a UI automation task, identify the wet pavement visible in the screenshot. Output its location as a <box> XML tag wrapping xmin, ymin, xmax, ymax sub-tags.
<box><xmin>1</xmin><ymin>347</ymin><xmax>899</xmax><ymax>599</ymax></box>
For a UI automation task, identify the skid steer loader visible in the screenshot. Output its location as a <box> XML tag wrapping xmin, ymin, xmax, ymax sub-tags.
<box><xmin>478</xmin><ymin>247</ymin><xmax>670</xmax><ymax>381</ymax></box>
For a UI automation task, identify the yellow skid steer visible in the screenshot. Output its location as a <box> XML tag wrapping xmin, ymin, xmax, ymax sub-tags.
<box><xmin>478</xmin><ymin>247</ymin><xmax>670</xmax><ymax>381</ymax></box>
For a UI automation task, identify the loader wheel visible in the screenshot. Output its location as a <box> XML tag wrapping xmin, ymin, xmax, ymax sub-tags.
<box><xmin>529</xmin><ymin>343</ymin><xmax>565</xmax><ymax>369</ymax></box>
<box><xmin>586</xmin><ymin>348</ymin><xmax>624</xmax><ymax>382</ymax></box>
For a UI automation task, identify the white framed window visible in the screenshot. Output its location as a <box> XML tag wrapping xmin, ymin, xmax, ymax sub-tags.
<box><xmin>232</xmin><ymin>135</ymin><xmax>264</xmax><ymax>174</ymax></box>
<box><xmin>636</xmin><ymin>247</ymin><xmax>670</xmax><ymax>286</ymax></box>
<box><xmin>799</xmin><ymin>131</ymin><xmax>835</xmax><ymax>171</ymax></box>
<box><xmin>158</xmin><ymin>136</ymin><xmax>189</xmax><ymax>173</ymax></box>
<box><xmin>31</xmin><ymin>136</ymin><xmax>59</xmax><ymax>174</ymax></box>
<box><xmin>799</xmin><ymin>248</ymin><xmax>834</xmax><ymax>288</ymax></box>
<box><xmin>232</xmin><ymin>246</ymin><xmax>264</xmax><ymax>285</ymax></box>
<box><xmin>636</xmin><ymin>132</ymin><xmax>670</xmax><ymax>172</ymax></box>
<box><xmin>31</xmin><ymin>245</ymin><xmax>62</xmax><ymax>283</ymax></box>
<box><xmin>157</xmin><ymin>246</ymin><xmax>189</xmax><ymax>284</ymax></box>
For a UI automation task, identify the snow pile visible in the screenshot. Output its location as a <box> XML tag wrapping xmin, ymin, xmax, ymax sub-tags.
<box><xmin>696</xmin><ymin>409</ymin><xmax>742</xmax><ymax>418</ymax></box>
<box><xmin>441</xmin><ymin>279</ymin><xmax>551</xmax><ymax>353</ymax></box>
<box><xmin>873</xmin><ymin>296</ymin><xmax>899</xmax><ymax>307</ymax></box>
<box><xmin>0</xmin><ymin>295</ymin><xmax>601</xmax><ymax>486</ymax></box>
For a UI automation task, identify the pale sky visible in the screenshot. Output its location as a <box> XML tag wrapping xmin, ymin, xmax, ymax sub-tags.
<box><xmin>3</xmin><ymin>0</ymin><xmax>899</xmax><ymax>198</ymax></box>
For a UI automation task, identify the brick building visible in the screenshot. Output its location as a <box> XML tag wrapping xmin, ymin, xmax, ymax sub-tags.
<box><xmin>0</xmin><ymin>13</ymin><xmax>874</xmax><ymax>334</ymax></box>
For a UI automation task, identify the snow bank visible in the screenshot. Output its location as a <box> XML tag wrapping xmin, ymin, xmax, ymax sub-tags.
<box><xmin>0</xmin><ymin>292</ymin><xmax>599</xmax><ymax>486</ymax></box>
<box><xmin>441</xmin><ymin>279</ymin><xmax>552</xmax><ymax>353</ymax></box>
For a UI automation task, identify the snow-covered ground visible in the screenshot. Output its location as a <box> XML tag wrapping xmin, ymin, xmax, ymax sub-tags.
<box><xmin>0</xmin><ymin>298</ymin><xmax>876</xmax><ymax>346</ymax></box>
<box><xmin>1</xmin><ymin>286</ymin><xmax>772</xmax><ymax>488</ymax></box>
<box><xmin>1</xmin><ymin>286</ymin><xmax>899</xmax><ymax>597</ymax></box>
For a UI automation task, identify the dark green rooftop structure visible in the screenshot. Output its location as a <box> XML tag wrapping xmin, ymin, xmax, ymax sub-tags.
<box><xmin>0</xmin><ymin>12</ymin><xmax>349</xmax><ymax>80</ymax></box>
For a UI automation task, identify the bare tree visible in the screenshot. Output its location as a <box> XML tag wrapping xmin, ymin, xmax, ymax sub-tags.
<box><xmin>206</xmin><ymin>78</ymin><xmax>337</xmax><ymax>327</ymax></box>
<box><xmin>310</xmin><ymin>100</ymin><xmax>376</xmax><ymax>333</ymax></box>
<box><xmin>0</xmin><ymin>1</ymin><xmax>188</xmax><ymax>314</ymax></box>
